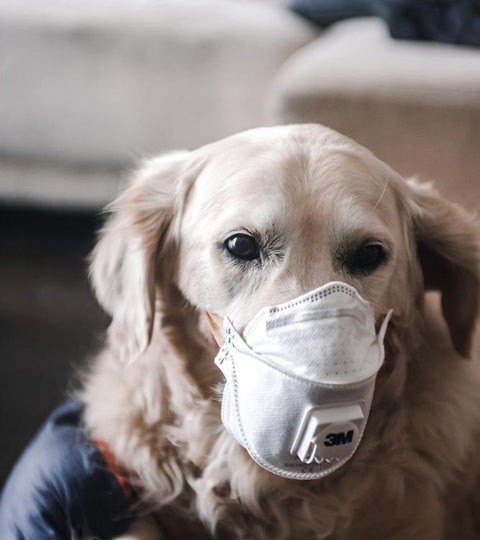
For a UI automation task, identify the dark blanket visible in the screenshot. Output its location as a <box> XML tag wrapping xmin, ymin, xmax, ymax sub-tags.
<box><xmin>380</xmin><ymin>0</ymin><xmax>480</xmax><ymax>46</ymax></box>
<box><xmin>291</xmin><ymin>0</ymin><xmax>378</xmax><ymax>26</ymax></box>
<box><xmin>292</xmin><ymin>0</ymin><xmax>480</xmax><ymax>46</ymax></box>
<box><xmin>0</xmin><ymin>400</ymin><xmax>135</xmax><ymax>540</ymax></box>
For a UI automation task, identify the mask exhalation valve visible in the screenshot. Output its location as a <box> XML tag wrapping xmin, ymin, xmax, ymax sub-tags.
<box><xmin>291</xmin><ymin>404</ymin><xmax>365</xmax><ymax>464</ymax></box>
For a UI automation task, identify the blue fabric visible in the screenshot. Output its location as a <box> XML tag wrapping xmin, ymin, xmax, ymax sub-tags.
<box><xmin>379</xmin><ymin>0</ymin><xmax>480</xmax><ymax>46</ymax></box>
<box><xmin>0</xmin><ymin>400</ymin><xmax>135</xmax><ymax>540</ymax></box>
<box><xmin>290</xmin><ymin>0</ymin><xmax>480</xmax><ymax>46</ymax></box>
<box><xmin>291</xmin><ymin>0</ymin><xmax>379</xmax><ymax>27</ymax></box>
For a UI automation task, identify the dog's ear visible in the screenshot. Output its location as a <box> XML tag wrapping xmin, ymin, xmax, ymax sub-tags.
<box><xmin>408</xmin><ymin>180</ymin><xmax>480</xmax><ymax>357</ymax></box>
<box><xmin>90</xmin><ymin>151</ymin><xmax>198</xmax><ymax>362</ymax></box>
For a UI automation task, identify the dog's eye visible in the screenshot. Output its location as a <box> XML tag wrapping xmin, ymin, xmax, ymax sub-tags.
<box><xmin>348</xmin><ymin>243</ymin><xmax>387</xmax><ymax>274</ymax></box>
<box><xmin>225</xmin><ymin>234</ymin><xmax>260</xmax><ymax>262</ymax></box>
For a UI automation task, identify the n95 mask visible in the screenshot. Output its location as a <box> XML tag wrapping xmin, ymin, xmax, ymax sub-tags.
<box><xmin>213</xmin><ymin>281</ymin><xmax>392</xmax><ymax>480</ymax></box>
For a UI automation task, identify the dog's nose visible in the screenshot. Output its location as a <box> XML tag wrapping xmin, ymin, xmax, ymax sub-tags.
<box><xmin>262</xmin><ymin>273</ymin><xmax>334</xmax><ymax>308</ymax></box>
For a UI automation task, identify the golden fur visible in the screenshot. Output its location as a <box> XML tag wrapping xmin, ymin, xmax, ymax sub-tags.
<box><xmin>81</xmin><ymin>124</ymin><xmax>480</xmax><ymax>539</ymax></box>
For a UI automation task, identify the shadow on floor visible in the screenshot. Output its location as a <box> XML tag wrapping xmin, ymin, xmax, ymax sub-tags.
<box><xmin>0</xmin><ymin>206</ymin><xmax>109</xmax><ymax>488</ymax></box>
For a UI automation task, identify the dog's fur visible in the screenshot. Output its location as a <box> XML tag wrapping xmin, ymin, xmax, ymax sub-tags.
<box><xmin>80</xmin><ymin>124</ymin><xmax>480</xmax><ymax>539</ymax></box>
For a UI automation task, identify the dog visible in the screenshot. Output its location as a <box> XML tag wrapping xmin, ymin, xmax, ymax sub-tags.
<box><xmin>15</xmin><ymin>124</ymin><xmax>480</xmax><ymax>539</ymax></box>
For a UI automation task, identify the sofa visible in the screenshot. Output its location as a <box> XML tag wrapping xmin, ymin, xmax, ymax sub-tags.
<box><xmin>269</xmin><ymin>17</ymin><xmax>480</xmax><ymax>213</ymax></box>
<box><xmin>0</xmin><ymin>0</ymin><xmax>317</xmax><ymax>208</ymax></box>
<box><xmin>1</xmin><ymin>0</ymin><xmax>479</xmax><ymax>211</ymax></box>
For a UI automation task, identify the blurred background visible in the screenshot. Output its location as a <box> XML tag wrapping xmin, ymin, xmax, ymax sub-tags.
<box><xmin>1</xmin><ymin>0</ymin><xmax>479</xmax><ymax>486</ymax></box>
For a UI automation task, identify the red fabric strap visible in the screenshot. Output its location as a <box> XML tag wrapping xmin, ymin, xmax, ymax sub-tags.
<box><xmin>94</xmin><ymin>438</ymin><xmax>131</xmax><ymax>499</ymax></box>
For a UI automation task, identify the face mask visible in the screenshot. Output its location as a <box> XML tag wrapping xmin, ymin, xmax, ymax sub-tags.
<box><xmin>213</xmin><ymin>281</ymin><xmax>392</xmax><ymax>480</ymax></box>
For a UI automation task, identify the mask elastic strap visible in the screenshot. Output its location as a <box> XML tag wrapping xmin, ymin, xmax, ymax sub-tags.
<box><xmin>378</xmin><ymin>309</ymin><xmax>394</xmax><ymax>344</ymax></box>
<box><xmin>204</xmin><ymin>311</ymin><xmax>224</xmax><ymax>347</ymax></box>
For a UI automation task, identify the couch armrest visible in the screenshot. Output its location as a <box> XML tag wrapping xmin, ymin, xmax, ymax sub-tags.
<box><xmin>268</xmin><ymin>18</ymin><xmax>480</xmax><ymax>210</ymax></box>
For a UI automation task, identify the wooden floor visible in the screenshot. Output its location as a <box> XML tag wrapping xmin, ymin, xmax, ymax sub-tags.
<box><xmin>0</xmin><ymin>206</ymin><xmax>109</xmax><ymax>487</ymax></box>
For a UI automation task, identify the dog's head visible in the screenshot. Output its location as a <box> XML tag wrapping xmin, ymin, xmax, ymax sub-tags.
<box><xmin>91</xmin><ymin>124</ymin><xmax>479</xmax><ymax>390</ymax></box>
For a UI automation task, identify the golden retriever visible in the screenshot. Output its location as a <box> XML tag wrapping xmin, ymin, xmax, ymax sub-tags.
<box><xmin>81</xmin><ymin>124</ymin><xmax>480</xmax><ymax>539</ymax></box>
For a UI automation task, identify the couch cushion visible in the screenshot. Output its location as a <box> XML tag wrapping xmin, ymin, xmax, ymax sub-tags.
<box><xmin>269</xmin><ymin>18</ymin><xmax>480</xmax><ymax>210</ymax></box>
<box><xmin>0</xmin><ymin>0</ymin><xmax>316</xmax><ymax>167</ymax></box>
<box><xmin>0</xmin><ymin>157</ymin><xmax>123</xmax><ymax>209</ymax></box>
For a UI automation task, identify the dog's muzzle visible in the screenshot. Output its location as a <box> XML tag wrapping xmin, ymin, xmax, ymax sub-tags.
<box><xmin>210</xmin><ymin>282</ymin><xmax>392</xmax><ymax>480</ymax></box>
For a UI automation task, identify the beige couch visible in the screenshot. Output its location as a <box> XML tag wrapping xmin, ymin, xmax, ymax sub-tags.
<box><xmin>0</xmin><ymin>0</ymin><xmax>316</xmax><ymax>208</ymax></box>
<box><xmin>1</xmin><ymin>1</ymin><xmax>479</xmax><ymax>211</ymax></box>
<box><xmin>269</xmin><ymin>18</ymin><xmax>480</xmax><ymax>212</ymax></box>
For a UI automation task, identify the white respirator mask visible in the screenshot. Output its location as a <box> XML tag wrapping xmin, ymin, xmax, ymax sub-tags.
<box><xmin>211</xmin><ymin>281</ymin><xmax>392</xmax><ymax>480</ymax></box>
